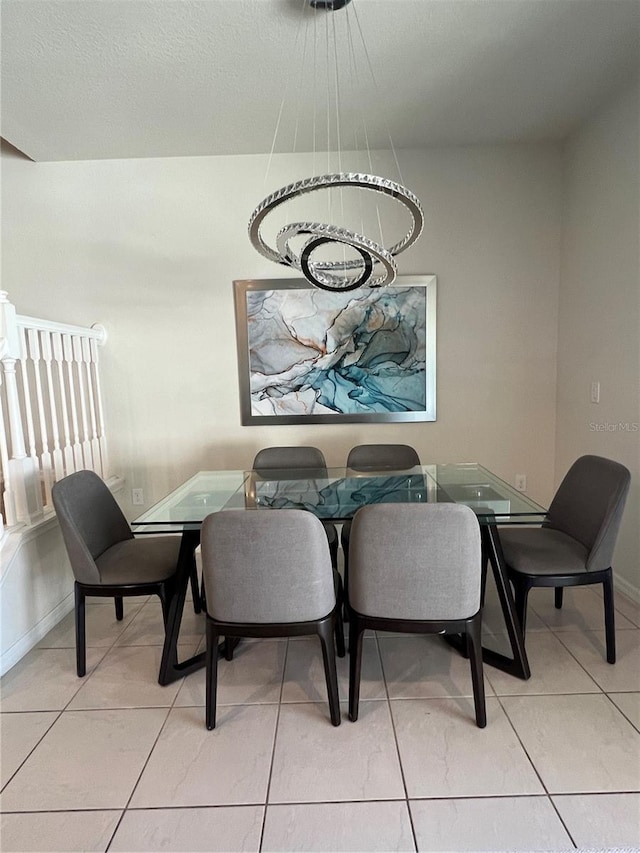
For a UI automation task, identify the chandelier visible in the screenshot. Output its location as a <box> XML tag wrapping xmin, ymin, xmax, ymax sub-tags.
<box><xmin>248</xmin><ymin>0</ymin><xmax>424</xmax><ymax>292</ymax></box>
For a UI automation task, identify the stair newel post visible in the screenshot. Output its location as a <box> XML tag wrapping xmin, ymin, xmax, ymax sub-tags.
<box><xmin>0</xmin><ymin>291</ymin><xmax>43</xmax><ymax>525</ymax></box>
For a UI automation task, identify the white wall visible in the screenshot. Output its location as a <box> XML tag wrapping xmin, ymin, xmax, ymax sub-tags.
<box><xmin>0</xmin><ymin>520</ymin><xmax>74</xmax><ymax>674</ymax></box>
<box><xmin>4</xmin><ymin>143</ymin><xmax>563</xmax><ymax>518</ymax></box>
<box><xmin>557</xmin><ymin>78</ymin><xmax>640</xmax><ymax>595</ymax></box>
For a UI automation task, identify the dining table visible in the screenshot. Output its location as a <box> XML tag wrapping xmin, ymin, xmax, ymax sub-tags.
<box><xmin>131</xmin><ymin>463</ymin><xmax>547</xmax><ymax>686</ymax></box>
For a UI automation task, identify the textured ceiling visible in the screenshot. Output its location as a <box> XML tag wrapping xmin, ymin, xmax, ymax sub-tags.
<box><xmin>1</xmin><ymin>0</ymin><xmax>639</xmax><ymax>162</ymax></box>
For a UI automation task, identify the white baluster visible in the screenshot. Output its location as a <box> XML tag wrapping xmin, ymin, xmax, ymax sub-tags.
<box><xmin>17</xmin><ymin>327</ymin><xmax>39</xmax><ymax>468</ymax></box>
<box><xmin>62</xmin><ymin>334</ymin><xmax>84</xmax><ymax>472</ymax></box>
<box><xmin>90</xmin><ymin>336</ymin><xmax>109</xmax><ymax>478</ymax></box>
<box><xmin>0</xmin><ymin>292</ymin><xmax>43</xmax><ymax>524</ymax></box>
<box><xmin>0</xmin><ymin>358</ymin><xmax>43</xmax><ymax>524</ymax></box>
<box><xmin>0</xmin><ymin>372</ymin><xmax>17</xmax><ymax>526</ymax></box>
<box><xmin>27</xmin><ymin>327</ymin><xmax>53</xmax><ymax>506</ymax></box>
<box><xmin>52</xmin><ymin>332</ymin><xmax>75</xmax><ymax>476</ymax></box>
<box><xmin>82</xmin><ymin>337</ymin><xmax>101</xmax><ymax>476</ymax></box>
<box><xmin>73</xmin><ymin>335</ymin><xmax>93</xmax><ymax>470</ymax></box>
<box><xmin>41</xmin><ymin>331</ymin><xmax>65</xmax><ymax>483</ymax></box>
<box><xmin>1</xmin><ymin>294</ymin><xmax>108</xmax><ymax>523</ymax></box>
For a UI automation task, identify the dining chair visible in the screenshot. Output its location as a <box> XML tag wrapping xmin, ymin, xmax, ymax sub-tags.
<box><xmin>345</xmin><ymin>444</ymin><xmax>422</xmax><ymax>472</ymax></box>
<box><xmin>252</xmin><ymin>446</ymin><xmax>339</xmax><ymax>569</ymax></box>
<box><xmin>200</xmin><ymin>508</ymin><xmax>344</xmax><ymax>728</ymax></box>
<box><xmin>500</xmin><ymin>454</ymin><xmax>631</xmax><ymax>663</ymax></box>
<box><xmin>347</xmin><ymin>502</ymin><xmax>486</xmax><ymax>727</ymax></box>
<box><xmin>52</xmin><ymin>470</ymin><xmax>182</xmax><ymax>677</ymax></box>
<box><xmin>341</xmin><ymin>443</ymin><xmax>421</xmax><ymax>607</ymax></box>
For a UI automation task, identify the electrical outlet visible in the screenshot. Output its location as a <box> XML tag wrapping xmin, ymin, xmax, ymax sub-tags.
<box><xmin>591</xmin><ymin>381</ymin><xmax>600</xmax><ymax>403</ymax></box>
<box><xmin>132</xmin><ymin>488</ymin><xmax>144</xmax><ymax>506</ymax></box>
<box><xmin>514</xmin><ymin>474</ymin><xmax>527</xmax><ymax>492</ymax></box>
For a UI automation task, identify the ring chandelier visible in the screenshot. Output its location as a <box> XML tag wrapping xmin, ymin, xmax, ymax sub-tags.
<box><xmin>248</xmin><ymin>0</ymin><xmax>424</xmax><ymax>292</ymax></box>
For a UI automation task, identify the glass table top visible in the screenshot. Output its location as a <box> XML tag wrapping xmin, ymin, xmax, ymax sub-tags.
<box><xmin>132</xmin><ymin>463</ymin><xmax>547</xmax><ymax>532</ymax></box>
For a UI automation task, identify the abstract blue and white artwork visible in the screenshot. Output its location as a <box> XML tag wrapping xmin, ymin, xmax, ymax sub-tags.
<box><xmin>234</xmin><ymin>276</ymin><xmax>436</xmax><ymax>425</ymax></box>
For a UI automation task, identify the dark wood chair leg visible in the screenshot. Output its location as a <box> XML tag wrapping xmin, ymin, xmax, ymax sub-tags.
<box><xmin>348</xmin><ymin>614</ymin><xmax>365</xmax><ymax>722</ymax></box>
<box><xmin>480</xmin><ymin>551</ymin><xmax>489</xmax><ymax>607</ymax></box>
<box><xmin>158</xmin><ymin>587</ymin><xmax>170</xmax><ymax>627</ymax></box>
<box><xmin>75</xmin><ymin>582</ymin><xmax>87</xmax><ymax>677</ymax></box>
<box><xmin>512</xmin><ymin>578</ymin><xmax>530</xmax><ymax>640</ymax></box>
<box><xmin>317</xmin><ymin>618</ymin><xmax>341</xmax><ymax>726</ymax></box>
<box><xmin>224</xmin><ymin>637</ymin><xmax>235</xmax><ymax>661</ymax></box>
<box><xmin>342</xmin><ymin>536</ymin><xmax>350</xmax><ymax>623</ymax></box>
<box><xmin>328</xmin><ymin>535</ymin><xmax>338</xmax><ymax>570</ymax></box>
<box><xmin>114</xmin><ymin>596</ymin><xmax>124</xmax><ymax>621</ymax></box>
<box><xmin>334</xmin><ymin>577</ymin><xmax>346</xmax><ymax>658</ymax></box>
<box><xmin>466</xmin><ymin>616</ymin><xmax>487</xmax><ymax>728</ymax></box>
<box><xmin>335</xmin><ymin>612</ymin><xmax>346</xmax><ymax>658</ymax></box>
<box><xmin>189</xmin><ymin>561</ymin><xmax>201</xmax><ymax>614</ymax></box>
<box><xmin>603</xmin><ymin>571</ymin><xmax>616</xmax><ymax>664</ymax></box>
<box><xmin>205</xmin><ymin>620</ymin><xmax>219</xmax><ymax>729</ymax></box>
<box><xmin>554</xmin><ymin>587</ymin><xmax>564</xmax><ymax>609</ymax></box>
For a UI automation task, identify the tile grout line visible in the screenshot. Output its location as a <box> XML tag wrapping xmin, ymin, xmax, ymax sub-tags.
<box><xmin>103</xmin><ymin>627</ymin><xmax>204</xmax><ymax>851</ymax></box>
<box><xmin>0</xmin><ymin>709</ymin><xmax>62</xmax><ymax>795</ymax></box>
<box><xmin>551</xmin><ymin>627</ymin><xmax>620</xmax><ymax>694</ymax></box>
<box><xmin>0</xmin><ymin>601</ymin><xmax>139</xmax><ymax>797</ymax></box>
<box><xmin>492</xmin><ymin>691</ymin><xmax>578</xmax><ymax>849</ymax></box>
<box><xmin>258</xmin><ymin>636</ymin><xmax>290</xmax><ymax>851</ymax></box>
<box><xmin>375</xmin><ymin>630</ymin><xmax>419</xmax><ymax>853</ymax></box>
<box><xmin>601</xmin><ymin>690</ymin><xmax>640</xmax><ymax>735</ymax></box>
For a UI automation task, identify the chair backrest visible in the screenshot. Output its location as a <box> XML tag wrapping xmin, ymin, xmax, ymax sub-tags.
<box><xmin>545</xmin><ymin>455</ymin><xmax>631</xmax><ymax>572</ymax></box>
<box><xmin>349</xmin><ymin>503</ymin><xmax>481</xmax><ymax>621</ymax></box>
<box><xmin>52</xmin><ymin>470</ymin><xmax>133</xmax><ymax>585</ymax></box>
<box><xmin>253</xmin><ymin>446</ymin><xmax>328</xmax><ymax>477</ymax></box>
<box><xmin>346</xmin><ymin>444</ymin><xmax>420</xmax><ymax>471</ymax></box>
<box><xmin>201</xmin><ymin>509</ymin><xmax>336</xmax><ymax>623</ymax></box>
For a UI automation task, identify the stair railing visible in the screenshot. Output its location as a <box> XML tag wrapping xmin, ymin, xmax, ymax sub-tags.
<box><xmin>0</xmin><ymin>291</ymin><xmax>107</xmax><ymax>533</ymax></box>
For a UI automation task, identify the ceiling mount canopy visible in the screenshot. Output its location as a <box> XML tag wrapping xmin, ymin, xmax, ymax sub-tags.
<box><xmin>248</xmin><ymin>0</ymin><xmax>424</xmax><ymax>292</ymax></box>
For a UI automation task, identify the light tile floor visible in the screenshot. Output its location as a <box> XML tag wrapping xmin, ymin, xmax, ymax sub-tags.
<box><xmin>1</xmin><ymin>582</ymin><xmax>639</xmax><ymax>852</ymax></box>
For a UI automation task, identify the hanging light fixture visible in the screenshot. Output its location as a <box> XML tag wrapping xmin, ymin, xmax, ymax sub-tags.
<box><xmin>248</xmin><ymin>0</ymin><xmax>424</xmax><ymax>292</ymax></box>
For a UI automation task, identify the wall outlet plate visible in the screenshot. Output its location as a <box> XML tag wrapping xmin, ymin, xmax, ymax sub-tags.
<box><xmin>514</xmin><ymin>474</ymin><xmax>527</xmax><ymax>492</ymax></box>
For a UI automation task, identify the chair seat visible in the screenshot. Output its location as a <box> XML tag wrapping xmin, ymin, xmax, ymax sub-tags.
<box><xmin>95</xmin><ymin>536</ymin><xmax>181</xmax><ymax>586</ymax></box>
<box><xmin>500</xmin><ymin>527</ymin><xmax>589</xmax><ymax>577</ymax></box>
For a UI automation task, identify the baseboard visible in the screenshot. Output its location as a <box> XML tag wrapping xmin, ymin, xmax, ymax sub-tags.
<box><xmin>0</xmin><ymin>592</ymin><xmax>74</xmax><ymax>677</ymax></box>
<box><xmin>615</xmin><ymin>573</ymin><xmax>640</xmax><ymax>605</ymax></box>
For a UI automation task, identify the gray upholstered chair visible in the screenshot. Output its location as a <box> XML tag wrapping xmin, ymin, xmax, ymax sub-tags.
<box><xmin>341</xmin><ymin>443</ymin><xmax>421</xmax><ymax>606</ymax></box>
<box><xmin>347</xmin><ymin>503</ymin><xmax>486</xmax><ymax>727</ymax></box>
<box><xmin>200</xmin><ymin>509</ymin><xmax>343</xmax><ymax>728</ymax></box>
<box><xmin>52</xmin><ymin>470</ymin><xmax>181</xmax><ymax>677</ymax></box>
<box><xmin>500</xmin><ymin>454</ymin><xmax>631</xmax><ymax>663</ymax></box>
<box><xmin>252</xmin><ymin>446</ymin><xmax>339</xmax><ymax>569</ymax></box>
<box><xmin>345</xmin><ymin>444</ymin><xmax>421</xmax><ymax>472</ymax></box>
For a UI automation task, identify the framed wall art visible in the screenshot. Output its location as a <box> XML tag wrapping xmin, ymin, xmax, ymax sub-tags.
<box><xmin>233</xmin><ymin>275</ymin><xmax>437</xmax><ymax>426</ymax></box>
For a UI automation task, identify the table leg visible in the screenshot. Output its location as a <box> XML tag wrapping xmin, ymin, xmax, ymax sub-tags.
<box><xmin>158</xmin><ymin>529</ymin><xmax>242</xmax><ymax>685</ymax></box>
<box><xmin>480</xmin><ymin>523</ymin><xmax>531</xmax><ymax>679</ymax></box>
<box><xmin>444</xmin><ymin>523</ymin><xmax>530</xmax><ymax>679</ymax></box>
<box><xmin>159</xmin><ymin>529</ymin><xmax>206</xmax><ymax>685</ymax></box>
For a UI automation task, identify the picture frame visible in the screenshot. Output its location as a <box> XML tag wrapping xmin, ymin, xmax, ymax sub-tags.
<box><xmin>233</xmin><ymin>275</ymin><xmax>437</xmax><ymax>426</ymax></box>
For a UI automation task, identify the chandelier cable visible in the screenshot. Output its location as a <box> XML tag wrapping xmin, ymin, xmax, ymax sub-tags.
<box><xmin>249</xmin><ymin>0</ymin><xmax>423</xmax><ymax>292</ymax></box>
<box><xmin>351</xmin><ymin>0</ymin><xmax>404</xmax><ymax>185</ymax></box>
<box><xmin>264</xmin><ymin>0</ymin><xmax>307</xmax><ymax>189</ymax></box>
